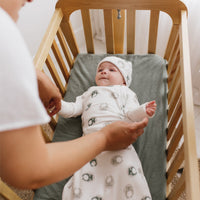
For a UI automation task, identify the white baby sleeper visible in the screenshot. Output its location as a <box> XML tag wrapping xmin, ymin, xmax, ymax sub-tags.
<box><xmin>60</xmin><ymin>85</ymin><xmax>152</xmax><ymax>200</ymax></box>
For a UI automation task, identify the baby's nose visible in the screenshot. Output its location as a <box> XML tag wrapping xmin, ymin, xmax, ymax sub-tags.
<box><xmin>101</xmin><ymin>70</ymin><xmax>107</xmax><ymax>74</ymax></box>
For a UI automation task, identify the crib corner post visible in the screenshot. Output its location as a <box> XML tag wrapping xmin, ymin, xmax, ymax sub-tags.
<box><xmin>179</xmin><ymin>10</ymin><xmax>200</xmax><ymax>200</ymax></box>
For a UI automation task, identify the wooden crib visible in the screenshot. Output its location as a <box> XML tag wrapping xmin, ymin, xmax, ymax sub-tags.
<box><xmin>1</xmin><ymin>0</ymin><xmax>199</xmax><ymax>200</ymax></box>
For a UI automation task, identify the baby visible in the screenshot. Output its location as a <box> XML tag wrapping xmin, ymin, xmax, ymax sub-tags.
<box><xmin>59</xmin><ymin>56</ymin><xmax>156</xmax><ymax>200</ymax></box>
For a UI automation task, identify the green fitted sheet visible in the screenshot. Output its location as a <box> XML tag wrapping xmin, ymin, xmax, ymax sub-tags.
<box><xmin>34</xmin><ymin>54</ymin><xmax>168</xmax><ymax>200</ymax></box>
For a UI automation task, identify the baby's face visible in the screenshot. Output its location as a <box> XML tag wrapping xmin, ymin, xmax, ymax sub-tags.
<box><xmin>95</xmin><ymin>62</ymin><xmax>125</xmax><ymax>86</ymax></box>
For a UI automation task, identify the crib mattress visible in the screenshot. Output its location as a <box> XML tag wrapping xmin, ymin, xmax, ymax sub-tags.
<box><xmin>34</xmin><ymin>54</ymin><xmax>168</xmax><ymax>200</ymax></box>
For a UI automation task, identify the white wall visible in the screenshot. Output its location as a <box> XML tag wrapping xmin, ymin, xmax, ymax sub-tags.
<box><xmin>17</xmin><ymin>0</ymin><xmax>58</xmax><ymax>57</ymax></box>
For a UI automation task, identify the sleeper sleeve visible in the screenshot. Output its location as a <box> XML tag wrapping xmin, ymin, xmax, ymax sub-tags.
<box><xmin>124</xmin><ymin>89</ymin><xmax>152</xmax><ymax>122</ymax></box>
<box><xmin>126</xmin><ymin>103</ymin><xmax>150</xmax><ymax>122</ymax></box>
<box><xmin>58</xmin><ymin>96</ymin><xmax>83</xmax><ymax>118</ymax></box>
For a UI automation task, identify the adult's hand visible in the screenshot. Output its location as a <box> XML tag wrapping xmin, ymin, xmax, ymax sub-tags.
<box><xmin>36</xmin><ymin>69</ymin><xmax>62</xmax><ymax>116</ymax></box>
<box><xmin>100</xmin><ymin>117</ymin><xmax>148</xmax><ymax>151</ymax></box>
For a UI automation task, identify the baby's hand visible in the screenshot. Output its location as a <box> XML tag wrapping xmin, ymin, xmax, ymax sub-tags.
<box><xmin>146</xmin><ymin>100</ymin><xmax>157</xmax><ymax>117</ymax></box>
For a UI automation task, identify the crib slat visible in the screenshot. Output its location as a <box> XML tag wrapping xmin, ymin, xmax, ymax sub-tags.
<box><xmin>41</xmin><ymin>127</ymin><xmax>52</xmax><ymax>143</ymax></box>
<box><xmin>168</xmin><ymin>49</ymin><xmax>180</xmax><ymax>88</ymax></box>
<box><xmin>113</xmin><ymin>9</ymin><xmax>125</xmax><ymax>54</ymax></box>
<box><xmin>167</xmin><ymin>170</ymin><xmax>185</xmax><ymax>200</ymax></box>
<box><xmin>60</xmin><ymin>16</ymin><xmax>79</xmax><ymax>58</ymax></box>
<box><xmin>148</xmin><ymin>10</ymin><xmax>159</xmax><ymax>54</ymax></box>
<box><xmin>57</xmin><ymin>27</ymin><xmax>74</xmax><ymax>69</ymax></box>
<box><xmin>168</xmin><ymin>52</ymin><xmax>180</xmax><ymax>88</ymax></box>
<box><xmin>168</xmin><ymin>61</ymin><xmax>180</xmax><ymax>103</ymax></box>
<box><xmin>168</xmin><ymin>69</ymin><xmax>180</xmax><ymax>106</ymax></box>
<box><xmin>168</xmin><ymin>86</ymin><xmax>181</xmax><ymax>122</ymax></box>
<box><xmin>168</xmin><ymin>78</ymin><xmax>181</xmax><ymax>120</ymax></box>
<box><xmin>52</xmin><ymin>39</ymin><xmax>70</xmax><ymax>83</ymax></box>
<box><xmin>34</xmin><ymin>8</ymin><xmax>63</xmax><ymax>70</ymax></box>
<box><xmin>167</xmin><ymin>144</ymin><xmax>184</xmax><ymax>185</ymax></box>
<box><xmin>164</xmin><ymin>24</ymin><xmax>179</xmax><ymax>60</ymax></box>
<box><xmin>168</xmin><ymin>63</ymin><xmax>180</xmax><ymax>103</ymax></box>
<box><xmin>104</xmin><ymin>9</ymin><xmax>114</xmax><ymax>53</ymax></box>
<box><xmin>49</xmin><ymin>117</ymin><xmax>58</xmax><ymax>131</ymax></box>
<box><xmin>168</xmin><ymin>36</ymin><xmax>179</xmax><ymax>75</ymax></box>
<box><xmin>167</xmin><ymin>119</ymin><xmax>183</xmax><ymax>161</ymax></box>
<box><xmin>81</xmin><ymin>9</ymin><xmax>94</xmax><ymax>53</ymax></box>
<box><xmin>46</xmin><ymin>54</ymin><xmax>65</xmax><ymax>96</ymax></box>
<box><xmin>168</xmin><ymin>96</ymin><xmax>182</xmax><ymax>140</ymax></box>
<box><xmin>127</xmin><ymin>9</ymin><xmax>136</xmax><ymax>54</ymax></box>
<box><xmin>167</xmin><ymin>31</ymin><xmax>179</xmax><ymax>69</ymax></box>
<box><xmin>180</xmin><ymin>10</ymin><xmax>200</xmax><ymax>200</ymax></box>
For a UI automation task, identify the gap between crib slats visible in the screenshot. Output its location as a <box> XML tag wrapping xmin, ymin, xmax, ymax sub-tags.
<box><xmin>81</xmin><ymin>9</ymin><xmax>94</xmax><ymax>53</ymax></box>
<box><xmin>46</xmin><ymin>54</ymin><xmax>66</xmax><ymax>97</ymax></box>
<box><xmin>113</xmin><ymin>9</ymin><xmax>125</xmax><ymax>54</ymax></box>
<box><xmin>104</xmin><ymin>9</ymin><xmax>115</xmax><ymax>54</ymax></box>
<box><xmin>167</xmin><ymin>144</ymin><xmax>184</xmax><ymax>185</ymax></box>
<box><xmin>168</xmin><ymin>96</ymin><xmax>182</xmax><ymax>140</ymax></box>
<box><xmin>148</xmin><ymin>10</ymin><xmax>159</xmax><ymax>54</ymax></box>
<box><xmin>167</xmin><ymin>170</ymin><xmax>185</xmax><ymax>200</ymax></box>
<box><xmin>164</xmin><ymin>24</ymin><xmax>179</xmax><ymax>61</ymax></box>
<box><xmin>60</xmin><ymin>16</ymin><xmax>80</xmax><ymax>58</ymax></box>
<box><xmin>52</xmin><ymin>39</ymin><xmax>70</xmax><ymax>83</ymax></box>
<box><xmin>167</xmin><ymin>119</ymin><xmax>183</xmax><ymax>161</ymax></box>
<box><xmin>127</xmin><ymin>9</ymin><xmax>135</xmax><ymax>54</ymax></box>
<box><xmin>57</xmin><ymin>27</ymin><xmax>74</xmax><ymax>69</ymax></box>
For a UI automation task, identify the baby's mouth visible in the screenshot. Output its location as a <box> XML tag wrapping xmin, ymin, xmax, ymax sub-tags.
<box><xmin>99</xmin><ymin>76</ymin><xmax>108</xmax><ymax>80</ymax></box>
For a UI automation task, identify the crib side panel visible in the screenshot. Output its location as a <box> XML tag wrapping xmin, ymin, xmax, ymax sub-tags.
<box><xmin>34</xmin><ymin>9</ymin><xmax>81</xmax><ymax>141</ymax></box>
<box><xmin>166</xmin><ymin>10</ymin><xmax>200</xmax><ymax>200</ymax></box>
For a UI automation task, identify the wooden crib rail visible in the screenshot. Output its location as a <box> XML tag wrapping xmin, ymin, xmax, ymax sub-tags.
<box><xmin>179</xmin><ymin>10</ymin><xmax>200</xmax><ymax>200</ymax></box>
<box><xmin>166</xmin><ymin>10</ymin><xmax>200</xmax><ymax>200</ymax></box>
<box><xmin>55</xmin><ymin>0</ymin><xmax>187</xmax><ymax>56</ymax></box>
<box><xmin>56</xmin><ymin>0</ymin><xmax>187</xmax><ymax>20</ymax></box>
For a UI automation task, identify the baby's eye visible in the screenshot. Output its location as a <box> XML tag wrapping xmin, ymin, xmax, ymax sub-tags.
<box><xmin>109</xmin><ymin>69</ymin><xmax>115</xmax><ymax>72</ymax></box>
<box><xmin>98</xmin><ymin>69</ymin><xmax>103</xmax><ymax>72</ymax></box>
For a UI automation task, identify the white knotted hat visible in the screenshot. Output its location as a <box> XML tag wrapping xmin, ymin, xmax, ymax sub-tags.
<box><xmin>97</xmin><ymin>56</ymin><xmax>132</xmax><ymax>87</ymax></box>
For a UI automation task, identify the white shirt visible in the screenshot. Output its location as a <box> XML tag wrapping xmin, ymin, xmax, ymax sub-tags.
<box><xmin>0</xmin><ymin>8</ymin><xmax>50</xmax><ymax>131</ymax></box>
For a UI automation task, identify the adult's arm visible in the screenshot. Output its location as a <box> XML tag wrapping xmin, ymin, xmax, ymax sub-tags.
<box><xmin>0</xmin><ymin>118</ymin><xmax>148</xmax><ymax>189</ymax></box>
<box><xmin>36</xmin><ymin>69</ymin><xmax>62</xmax><ymax>116</ymax></box>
